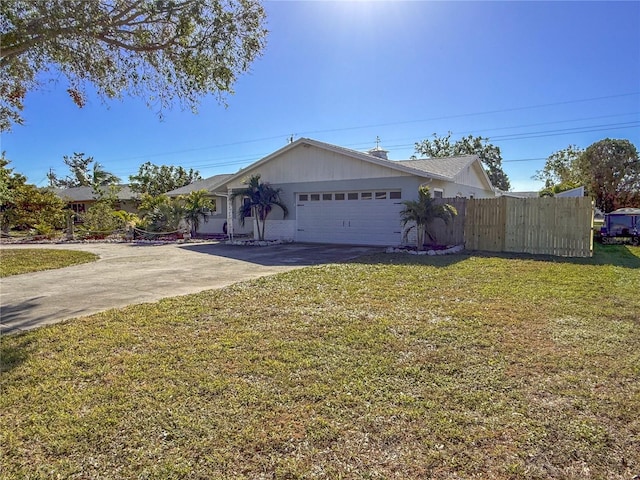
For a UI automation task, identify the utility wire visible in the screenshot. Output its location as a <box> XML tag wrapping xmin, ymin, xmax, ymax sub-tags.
<box><xmin>298</xmin><ymin>92</ymin><xmax>640</xmax><ymax>136</ymax></box>
<box><xmin>103</xmin><ymin>92</ymin><xmax>639</xmax><ymax>163</ymax></box>
<box><xmin>108</xmin><ymin>116</ymin><xmax>640</xmax><ymax>177</ymax></box>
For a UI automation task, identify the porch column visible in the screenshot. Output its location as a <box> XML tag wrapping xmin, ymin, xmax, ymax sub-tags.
<box><xmin>226</xmin><ymin>188</ymin><xmax>234</xmax><ymax>241</ymax></box>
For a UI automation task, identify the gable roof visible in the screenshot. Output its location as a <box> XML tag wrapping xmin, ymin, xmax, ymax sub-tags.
<box><xmin>221</xmin><ymin>137</ymin><xmax>478</xmax><ymax>187</ymax></box>
<box><xmin>52</xmin><ymin>185</ymin><xmax>136</xmax><ymax>202</ymax></box>
<box><xmin>165</xmin><ymin>174</ymin><xmax>233</xmax><ymax>196</ymax></box>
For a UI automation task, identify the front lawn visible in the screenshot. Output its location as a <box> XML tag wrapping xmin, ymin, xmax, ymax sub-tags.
<box><xmin>1</xmin><ymin>245</ymin><xmax>638</xmax><ymax>479</ymax></box>
<box><xmin>0</xmin><ymin>248</ymin><xmax>98</xmax><ymax>277</ymax></box>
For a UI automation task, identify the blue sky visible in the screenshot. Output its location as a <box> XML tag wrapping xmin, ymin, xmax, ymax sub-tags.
<box><xmin>2</xmin><ymin>0</ymin><xmax>639</xmax><ymax>191</ymax></box>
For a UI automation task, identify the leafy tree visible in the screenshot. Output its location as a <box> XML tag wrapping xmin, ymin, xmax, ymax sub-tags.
<box><xmin>80</xmin><ymin>200</ymin><xmax>127</xmax><ymax>233</ymax></box>
<box><xmin>129</xmin><ymin>162</ymin><xmax>201</xmax><ymax>196</ymax></box>
<box><xmin>538</xmin><ymin>183</ymin><xmax>582</xmax><ymax>198</ymax></box>
<box><xmin>1</xmin><ymin>156</ymin><xmax>25</xmax><ymax>232</ymax></box>
<box><xmin>48</xmin><ymin>153</ymin><xmax>120</xmax><ymax>189</ymax></box>
<box><xmin>577</xmin><ymin>138</ymin><xmax>640</xmax><ymax>213</ymax></box>
<box><xmin>183</xmin><ymin>190</ymin><xmax>214</xmax><ymax>238</ymax></box>
<box><xmin>0</xmin><ymin>0</ymin><xmax>267</xmax><ymax>131</ymax></box>
<box><xmin>1</xmin><ymin>183</ymin><xmax>66</xmax><ymax>233</ymax></box>
<box><xmin>414</xmin><ymin>132</ymin><xmax>511</xmax><ymax>191</ymax></box>
<box><xmin>231</xmin><ymin>174</ymin><xmax>288</xmax><ymax>241</ymax></box>
<box><xmin>534</xmin><ymin>145</ymin><xmax>584</xmax><ymax>195</ymax></box>
<box><xmin>400</xmin><ymin>185</ymin><xmax>457</xmax><ymax>251</ymax></box>
<box><xmin>0</xmin><ymin>154</ymin><xmax>24</xmax><ymax>210</ymax></box>
<box><xmin>1</xmin><ymin>156</ymin><xmax>66</xmax><ymax>233</ymax></box>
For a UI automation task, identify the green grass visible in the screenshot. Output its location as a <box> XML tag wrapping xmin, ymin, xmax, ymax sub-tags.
<box><xmin>0</xmin><ymin>248</ymin><xmax>98</xmax><ymax>277</ymax></box>
<box><xmin>1</xmin><ymin>245</ymin><xmax>639</xmax><ymax>479</ymax></box>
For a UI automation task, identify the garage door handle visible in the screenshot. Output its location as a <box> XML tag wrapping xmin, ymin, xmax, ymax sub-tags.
<box><xmin>297</xmin><ymin>229</ymin><xmax>304</xmax><ymax>231</ymax></box>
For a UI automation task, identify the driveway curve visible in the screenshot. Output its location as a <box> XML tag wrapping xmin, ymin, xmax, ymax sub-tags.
<box><xmin>1</xmin><ymin>242</ymin><xmax>379</xmax><ymax>334</ymax></box>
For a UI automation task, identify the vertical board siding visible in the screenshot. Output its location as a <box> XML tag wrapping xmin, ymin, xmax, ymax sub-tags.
<box><xmin>462</xmin><ymin>196</ymin><xmax>594</xmax><ymax>257</ymax></box>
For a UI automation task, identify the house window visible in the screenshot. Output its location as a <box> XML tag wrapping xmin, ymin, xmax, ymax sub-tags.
<box><xmin>243</xmin><ymin>197</ymin><xmax>253</xmax><ymax>217</ymax></box>
<box><xmin>71</xmin><ymin>203</ymin><xmax>85</xmax><ymax>214</ymax></box>
<box><xmin>203</xmin><ymin>198</ymin><xmax>217</xmax><ymax>215</ymax></box>
<box><xmin>335</xmin><ymin>193</ymin><xmax>345</xmax><ymax>200</ymax></box>
<box><xmin>390</xmin><ymin>191</ymin><xmax>401</xmax><ymax>199</ymax></box>
<box><xmin>347</xmin><ymin>192</ymin><xmax>358</xmax><ymax>200</ymax></box>
<box><xmin>375</xmin><ymin>192</ymin><xmax>387</xmax><ymax>200</ymax></box>
<box><xmin>323</xmin><ymin>193</ymin><xmax>332</xmax><ymax>201</ymax></box>
<box><xmin>310</xmin><ymin>194</ymin><xmax>320</xmax><ymax>201</ymax></box>
<box><xmin>361</xmin><ymin>192</ymin><xmax>372</xmax><ymax>200</ymax></box>
<box><xmin>433</xmin><ymin>189</ymin><xmax>444</xmax><ymax>199</ymax></box>
<box><xmin>299</xmin><ymin>194</ymin><xmax>308</xmax><ymax>201</ymax></box>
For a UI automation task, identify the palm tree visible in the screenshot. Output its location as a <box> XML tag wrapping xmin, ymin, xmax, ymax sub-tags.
<box><xmin>400</xmin><ymin>185</ymin><xmax>457</xmax><ymax>251</ymax></box>
<box><xmin>231</xmin><ymin>174</ymin><xmax>288</xmax><ymax>241</ymax></box>
<box><xmin>183</xmin><ymin>189</ymin><xmax>214</xmax><ymax>238</ymax></box>
<box><xmin>153</xmin><ymin>199</ymin><xmax>185</xmax><ymax>232</ymax></box>
<box><xmin>91</xmin><ymin>162</ymin><xmax>120</xmax><ymax>186</ymax></box>
<box><xmin>138</xmin><ymin>194</ymin><xmax>184</xmax><ymax>232</ymax></box>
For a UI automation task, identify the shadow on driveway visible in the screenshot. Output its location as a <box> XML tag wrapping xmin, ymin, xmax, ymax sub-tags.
<box><xmin>178</xmin><ymin>242</ymin><xmax>382</xmax><ymax>267</ymax></box>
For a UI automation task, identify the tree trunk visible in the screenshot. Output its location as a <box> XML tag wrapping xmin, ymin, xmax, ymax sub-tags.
<box><xmin>259</xmin><ymin>217</ymin><xmax>266</xmax><ymax>241</ymax></box>
<box><xmin>416</xmin><ymin>224</ymin><xmax>425</xmax><ymax>251</ymax></box>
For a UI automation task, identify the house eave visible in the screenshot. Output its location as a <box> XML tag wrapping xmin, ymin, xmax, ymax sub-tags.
<box><xmin>218</xmin><ymin>137</ymin><xmax>453</xmax><ymax>189</ymax></box>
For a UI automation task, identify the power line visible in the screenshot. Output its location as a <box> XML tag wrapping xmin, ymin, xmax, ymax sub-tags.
<box><xmin>346</xmin><ymin>121</ymin><xmax>639</xmax><ymax>154</ymax></box>
<box><xmin>102</xmin><ymin>92</ymin><xmax>640</xmax><ymax>164</ymax></box>
<box><xmin>490</xmin><ymin>121</ymin><xmax>640</xmax><ymax>141</ymax></box>
<box><xmin>297</xmin><ymin>92</ymin><xmax>640</xmax><ymax>136</ymax></box>
<box><xmin>106</xmin><ymin>134</ymin><xmax>289</xmax><ymax>163</ymax></box>
<box><xmin>502</xmin><ymin>157</ymin><xmax>547</xmax><ymax>164</ymax></box>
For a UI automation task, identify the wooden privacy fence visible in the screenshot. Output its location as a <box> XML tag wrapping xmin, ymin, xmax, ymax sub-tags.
<box><xmin>428</xmin><ymin>196</ymin><xmax>594</xmax><ymax>257</ymax></box>
<box><xmin>464</xmin><ymin>196</ymin><xmax>594</xmax><ymax>257</ymax></box>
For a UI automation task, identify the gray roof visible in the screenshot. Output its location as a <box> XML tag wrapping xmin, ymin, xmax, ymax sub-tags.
<box><xmin>52</xmin><ymin>185</ymin><xmax>136</xmax><ymax>201</ymax></box>
<box><xmin>228</xmin><ymin>137</ymin><xmax>461</xmax><ymax>184</ymax></box>
<box><xmin>395</xmin><ymin>156</ymin><xmax>477</xmax><ymax>180</ymax></box>
<box><xmin>165</xmin><ymin>174</ymin><xmax>233</xmax><ymax>196</ymax></box>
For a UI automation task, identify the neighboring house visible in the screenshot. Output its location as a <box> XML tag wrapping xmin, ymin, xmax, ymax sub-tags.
<box><xmin>500</xmin><ymin>191</ymin><xmax>539</xmax><ymax>199</ymax></box>
<box><xmin>555</xmin><ymin>186</ymin><xmax>585</xmax><ymax>198</ymax></box>
<box><xmin>502</xmin><ymin>186</ymin><xmax>585</xmax><ymax>199</ymax></box>
<box><xmin>174</xmin><ymin>138</ymin><xmax>496</xmax><ymax>246</ymax></box>
<box><xmin>52</xmin><ymin>185</ymin><xmax>139</xmax><ymax>217</ymax></box>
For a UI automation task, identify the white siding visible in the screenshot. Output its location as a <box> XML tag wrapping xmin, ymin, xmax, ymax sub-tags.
<box><xmin>261</xmin><ymin>220</ymin><xmax>296</xmax><ymax>241</ymax></box>
<box><xmin>452</xmin><ymin>162</ymin><xmax>495</xmax><ymax>195</ymax></box>
<box><xmin>225</xmin><ymin>144</ymin><xmax>412</xmax><ymax>190</ymax></box>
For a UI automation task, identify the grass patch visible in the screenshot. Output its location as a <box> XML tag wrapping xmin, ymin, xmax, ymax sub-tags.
<box><xmin>1</xmin><ymin>245</ymin><xmax>639</xmax><ymax>479</ymax></box>
<box><xmin>0</xmin><ymin>248</ymin><xmax>98</xmax><ymax>277</ymax></box>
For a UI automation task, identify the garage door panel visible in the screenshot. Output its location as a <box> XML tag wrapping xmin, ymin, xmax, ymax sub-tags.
<box><xmin>296</xmin><ymin>193</ymin><xmax>403</xmax><ymax>246</ymax></box>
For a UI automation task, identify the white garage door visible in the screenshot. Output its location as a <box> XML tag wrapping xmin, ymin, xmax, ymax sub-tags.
<box><xmin>295</xmin><ymin>190</ymin><xmax>404</xmax><ymax>246</ymax></box>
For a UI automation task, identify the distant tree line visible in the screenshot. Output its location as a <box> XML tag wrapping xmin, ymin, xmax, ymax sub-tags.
<box><xmin>1</xmin><ymin>153</ymin><xmax>210</xmax><ymax>237</ymax></box>
<box><xmin>415</xmin><ymin>132</ymin><xmax>639</xmax><ymax>213</ymax></box>
<box><xmin>535</xmin><ymin>138</ymin><xmax>639</xmax><ymax>213</ymax></box>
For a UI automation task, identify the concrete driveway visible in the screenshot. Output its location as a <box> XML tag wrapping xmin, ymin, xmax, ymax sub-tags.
<box><xmin>1</xmin><ymin>242</ymin><xmax>380</xmax><ymax>334</ymax></box>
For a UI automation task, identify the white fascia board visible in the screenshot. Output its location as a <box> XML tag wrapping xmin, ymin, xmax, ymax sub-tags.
<box><xmin>217</xmin><ymin>137</ymin><xmax>452</xmax><ymax>189</ymax></box>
